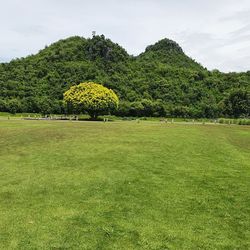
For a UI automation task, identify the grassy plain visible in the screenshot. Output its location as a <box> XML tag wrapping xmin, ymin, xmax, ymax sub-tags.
<box><xmin>0</xmin><ymin>120</ymin><xmax>249</xmax><ymax>249</ymax></box>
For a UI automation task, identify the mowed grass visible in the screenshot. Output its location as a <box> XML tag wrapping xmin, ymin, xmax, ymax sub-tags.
<box><xmin>0</xmin><ymin>120</ymin><xmax>249</xmax><ymax>249</ymax></box>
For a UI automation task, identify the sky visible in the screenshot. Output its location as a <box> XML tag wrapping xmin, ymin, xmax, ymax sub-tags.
<box><xmin>0</xmin><ymin>0</ymin><xmax>250</xmax><ymax>72</ymax></box>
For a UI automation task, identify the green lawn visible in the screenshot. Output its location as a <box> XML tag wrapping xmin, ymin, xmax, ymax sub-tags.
<box><xmin>0</xmin><ymin>120</ymin><xmax>249</xmax><ymax>249</ymax></box>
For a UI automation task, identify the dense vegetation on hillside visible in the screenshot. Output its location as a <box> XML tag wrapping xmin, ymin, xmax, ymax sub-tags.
<box><xmin>0</xmin><ymin>35</ymin><xmax>249</xmax><ymax>117</ymax></box>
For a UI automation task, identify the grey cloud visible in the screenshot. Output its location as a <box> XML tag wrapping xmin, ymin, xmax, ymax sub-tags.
<box><xmin>11</xmin><ymin>25</ymin><xmax>46</xmax><ymax>36</ymax></box>
<box><xmin>0</xmin><ymin>0</ymin><xmax>250</xmax><ymax>72</ymax></box>
<box><xmin>221</xmin><ymin>10</ymin><xmax>250</xmax><ymax>23</ymax></box>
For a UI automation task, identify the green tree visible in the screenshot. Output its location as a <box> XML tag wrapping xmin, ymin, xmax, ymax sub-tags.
<box><xmin>223</xmin><ymin>89</ymin><xmax>250</xmax><ymax>118</ymax></box>
<box><xmin>7</xmin><ymin>98</ymin><xmax>22</xmax><ymax>114</ymax></box>
<box><xmin>36</xmin><ymin>97</ymin><xmax>54</xmax><ymax>115</ymax></box>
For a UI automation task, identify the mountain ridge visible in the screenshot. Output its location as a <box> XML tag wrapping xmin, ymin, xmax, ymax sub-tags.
<box><xmin>5</xmin><ymin>35</ymin><xmax>202</xmax><ymax>69</ymax></box>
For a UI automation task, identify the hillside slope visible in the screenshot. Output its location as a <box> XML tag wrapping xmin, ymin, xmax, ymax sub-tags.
<box><xmin>0</xmin><ymin>35</ymin><xmax>249</xmax><ymax>117</ymax></box>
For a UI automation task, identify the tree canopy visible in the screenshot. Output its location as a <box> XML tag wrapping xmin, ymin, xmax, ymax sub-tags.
<box><xmin>221</xmin><ymin>89</ymin><xmax>250</xmax><ymax>118</ymax></box>
<box><xmin>64</xmin><ymin>82</ymin><xmax>119</xmax><ymax>118</ymax></box>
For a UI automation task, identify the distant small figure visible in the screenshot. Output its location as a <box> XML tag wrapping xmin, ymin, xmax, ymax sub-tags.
<box><xmin>92</xmin><ymin>31</ymin><xmax>96</xmax><ymax>37</ymax></box>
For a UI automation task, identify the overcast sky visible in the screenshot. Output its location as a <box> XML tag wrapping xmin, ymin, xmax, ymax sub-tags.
<box><xmin>0</xmin><ymin>0</ymin><xmax>250</xmax><ymax>72</ymax></box>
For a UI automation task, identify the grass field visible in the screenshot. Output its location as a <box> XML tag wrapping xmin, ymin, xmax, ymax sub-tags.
<box><xmin>0</xmin><ymin>120</ymin><xmax>249</xmax><ymax>249</ymax></box>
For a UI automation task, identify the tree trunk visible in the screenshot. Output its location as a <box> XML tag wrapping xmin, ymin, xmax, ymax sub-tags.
<box><xmin>89</xmin><ymin>112</ymin><xmax>98</xmax><ymax>120</ymax></box>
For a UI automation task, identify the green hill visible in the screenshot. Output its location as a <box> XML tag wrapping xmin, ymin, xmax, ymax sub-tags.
<box><xmin>138</xmin><ymin>38</ymin><xmax>204</xmax><ymax>70</ymax></box>
<box><xmin>0</xmin><ymin>35</ymin><xmax>249</xmax><ymax>117</ymax></box>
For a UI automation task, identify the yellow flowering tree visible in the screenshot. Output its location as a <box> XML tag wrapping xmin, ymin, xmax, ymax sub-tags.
<box><xmin>64</xmin><ymin>82</ymin><xmax>119</xmax><ymax>119</ymax></box>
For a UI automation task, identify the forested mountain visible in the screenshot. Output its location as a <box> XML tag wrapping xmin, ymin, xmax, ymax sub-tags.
<box><xmin>0</xmin><ymin>35</ymin><xmax>249</xmax><ymax>117</ymax></box>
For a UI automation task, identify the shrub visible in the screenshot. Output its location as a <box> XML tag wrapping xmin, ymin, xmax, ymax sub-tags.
<box><xmin>222</xmin><ymin>89</ymin><xmax>250</xmax><ymax>118</ymax></box>
<box><xmin>7</xmin><ymin>99</ymin><xmax>22</xmax><ymax>114</ymax></box>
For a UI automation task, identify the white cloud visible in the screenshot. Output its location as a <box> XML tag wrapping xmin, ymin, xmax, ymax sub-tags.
<box><xmin>0</xmin><ymin>0</ymin><xmax>250</xmax><ymax>72</ymax></box>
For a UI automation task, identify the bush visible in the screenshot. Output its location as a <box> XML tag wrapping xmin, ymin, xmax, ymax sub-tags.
<box><xmin>222</xmin><ymin>89</ymin><xmax>250</xmax><ymax>118</ymax></box>
<box><xmin>0</xmin><ymin>99</ymin><xmax>8</xmax><ymax>112</ymax></box>
<box><xmin>218</xmin><ymin>118</ymin><xmax>250</xmax><ymax>125</ymax></box>
<box><xmin>7</xmin><ymin>99</ymin><xmax>22</xmax><ymax>114</ymax></box>
<box><xmin>239</xmin><ymin>119</ymin><xmax>250</xmax><ymax>125</ymax></box>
